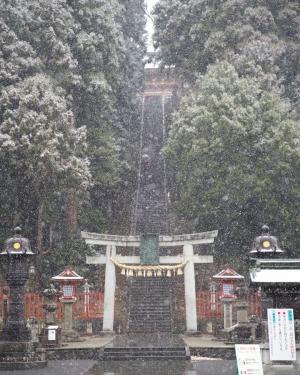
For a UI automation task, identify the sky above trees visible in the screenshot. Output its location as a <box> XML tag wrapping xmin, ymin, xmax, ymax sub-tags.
<box><xmin>145</xmin><ymin>0</ymin><xmax>158</xmax><ymax>51</ymax></box>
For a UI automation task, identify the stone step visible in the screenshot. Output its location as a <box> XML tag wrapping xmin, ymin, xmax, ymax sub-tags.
<box><xmin>128</xmin><ymin>327</ymin><xmax>172</xmax><ymax>333</ymax></box>
<box><xmin>129</xmin><ymin>313</ymin><xmax>171</xmax><ymax>318</ymax></box>
<box><xmin>103</xmin><ymin>347</ymin><xmax>189</xmax><ymax>361</ymax></box>
<box><xmin>130</xmin><ymin>295</ymin><xmax>170</xmax><ymax>298</ymax></box>
<box><xmin>130</xmin><ymin>300</ymin><xmax>170</xmax><ymax>311</ymax></box>
<box><xmin>130</xmin><ymin>296</ymin><xmax>169</xmax><ymax>299</ymax></box>
<box><xmin>104</xmin><ymin>347</ymin><xmax>185</xmax><ymax>352</ymax></box>
<box><xmin>128</xmin><ymin>321</ymin><xmax>172</xmax><ymax>326</ymax></box>
<box><xmin>129</xmin><ymin>323</ymin><xmax>172</xmax><ymax>328</ymax></box>
<box><xmin>129</xmin><ymin>321</ymin><xmax>172</xmax><ymax>333</ymax></box>
<box><xmin>130</xmin><ymin>290</ymin><xmax>171</xmax><ymax>293</ymax></box>
<box><xmin>128</xmin><ymin>277</ymin><xmax>173</xmax><ymax>333</ymax></box>
<box><xmin>129</xmin><ymin>310</ymin><xmax>172</xmax><ymax>315</ymax></box>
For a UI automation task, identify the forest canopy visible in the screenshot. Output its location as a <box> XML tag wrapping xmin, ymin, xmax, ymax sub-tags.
<box><xmin>154</xmin><ymin>0</ymin><xmax>300</xmax><ymax>263</ymax></box>
<box><xmin>0</xmin><ymin>0</ymin><xmax>146</xmax><ymax>281</ymax></box>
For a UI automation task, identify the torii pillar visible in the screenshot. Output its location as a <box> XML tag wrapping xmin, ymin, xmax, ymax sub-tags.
<box><xmin>102</xmin><ymin>244</ymin><xmax>116</xmax><ymax>332</ymax></box>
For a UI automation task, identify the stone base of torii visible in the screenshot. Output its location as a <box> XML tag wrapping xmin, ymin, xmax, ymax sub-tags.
<box><xmin>82</xmin><ymin>230</ymin><xmax>218</xmax><ymax>334</ymax></box>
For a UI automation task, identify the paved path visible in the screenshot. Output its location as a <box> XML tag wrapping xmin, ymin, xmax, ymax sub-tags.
<box><xmin>0</xmin><ymin>359</ymin><xmax>299</xmax><ymax>374</ymax></box>
<box><xmin>0</xmin><ymin>360</ymin><xmax>96</xmax><ymax>375</ymax></box>
<box><xmin>58</xmin><ymin>334</ymin><xmax>232</xmax><ymax>350</ymax></box>
<box><xmin>182</xmin><ymin>334</ymin><xmax>234</xmax><ymax>348</ymax></box>
<box><xmin>59</xmin><ymin>335</ymin><xmax>114</xmax><ymax>349</ymax></box>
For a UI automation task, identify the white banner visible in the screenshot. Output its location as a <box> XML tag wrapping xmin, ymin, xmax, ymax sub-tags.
<box><xmin>268</xmin><ymin>308</ymin><xmax>296</xmax><ymax>361</ymax></box>
<box><xmin>235</xmin><ymin>344</ymin><xmax>264</xmax><ymax>375</ymax></box>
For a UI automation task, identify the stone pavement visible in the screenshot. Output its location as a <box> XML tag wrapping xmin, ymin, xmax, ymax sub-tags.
<box><xmin>182</xmin><ymin>334</ymin><xmax>234</xmax><ymax>348</ymax></box>
<box><xmin>0</xmin><ymin>360</ymin><xmax>97</xmax><ymax>375</ymax></box>
<box><xmin>59</xmin><ymin>335</ymin><xmax>114</xmax><ymax>349</ymax></box>
<box><xmin>60</xmin><ymin>334</ymin><xmax>231</xmax><ymax>350</ymax></box>
<box><xmin>0</xmin><ymin>359</ymin><xmax>297</xmax><ymax>375</ymax></box>
<box><xmin>0</xmin><ymin>335</ymin><xmax>297</xmax><ymax>374</ymax></box>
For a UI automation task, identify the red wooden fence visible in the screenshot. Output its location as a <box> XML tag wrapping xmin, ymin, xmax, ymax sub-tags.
<box><xmin>0</xmin><ymin>287</ymin><xmax>261</xmax><ymax>322</ymax></box>
<box><xmin>0</xmin><ymin>287</ymin><xmax>104</xmax><ymax>321</ymax></box>
<box><xmin>196</xmin><ymin>291</ymin><xmax>262</xmax><ymax>319</ymax></box>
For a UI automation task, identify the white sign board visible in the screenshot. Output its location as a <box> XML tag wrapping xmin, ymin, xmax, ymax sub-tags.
<box><xmin>235</xmin><ymin>344</ymin><xmax>264</xmax><ymax>375</ymax></box>
<box><xmin>47</xmin><ymin>326</ymin><xmax>58</xmax><ymax>341</ymax></box>
<box><xmin>268</xmin><ymin>308</ymin><xmax>296</xmax><ymax>361</ymax></box>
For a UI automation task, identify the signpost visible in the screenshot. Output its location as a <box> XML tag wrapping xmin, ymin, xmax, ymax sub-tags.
<box><xmin>267</xmin><ymin>308</ymin><xmax>296</xmax><ymax>362</ymax></box>
<box><xmin>235</xmin><ymin>344</ymin><xmax>264</xmax><ymax>375</ymax></box>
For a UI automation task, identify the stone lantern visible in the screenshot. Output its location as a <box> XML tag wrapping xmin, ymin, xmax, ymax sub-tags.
<box><xmin>213</xmin><ymin>266</ymin><xmax>244</xmax><ymax>329</ymax></box>
<box><xmin>52</xmin><ymin>267</ymin><xmax>83</xmax><ymax>341</ymax></box>
<box><xmin>0</xmin><ymin>227</ymin><xmax>47</xmax><ymax>369</ymax></box>
<box><xmin>40</xmin><ymin>284</ymin><xmax>62</xmax><ymax>347</ymax></box>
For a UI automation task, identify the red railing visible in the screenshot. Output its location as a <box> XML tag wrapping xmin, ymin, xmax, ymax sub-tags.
<box><xmin>0</xmin><ymin>287</ymin><xmax>104</xmax><ymax>321</ymax></box>
<box><xmin>196</xmin><ymin>291</ymin><xmax>224</xmax><ymax>319</ymax></box>
<box><xmin>0</xmin><ymin>287</ymin><xmax>261</xmax><ymax>322</ymax></box>
<box><xmin>196</xmin><ymin>291</ymin><xmax>262</xmax><ymax>319</ymax></box>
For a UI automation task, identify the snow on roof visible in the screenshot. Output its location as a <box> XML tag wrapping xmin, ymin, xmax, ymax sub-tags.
<box><xmin>52</xmin><ymin>267</ymin><xmax>83</xmax><ymax>281</ymax></box>
<box><xmin>213</xmin><ymin>267</ymin><xmax>244</xmax><ymax>280</ymax></box>
<box><xmin>250</xmin><ymin>269</ymin><xmax>300</xmax><ymax>284</ymax></box>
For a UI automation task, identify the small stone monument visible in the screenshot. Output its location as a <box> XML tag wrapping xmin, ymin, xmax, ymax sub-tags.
<box><xmin>226</xmin><ymin>287</ymin><xmax>259</xmax><ymax>344</ymax></box>
<box><xmin>52</xmin><ymin>267</ymin><xmax>83</xmax><ymax>342</ymax></box>
<box><xmin>0</xmin><ymin>228</ymin><xmax>47</xmax><ymax>369</ymax></box>
<box><xmin>40</xmin><ymin>283</ymin><xmax>62</xmax><ymax>347</ymax></box>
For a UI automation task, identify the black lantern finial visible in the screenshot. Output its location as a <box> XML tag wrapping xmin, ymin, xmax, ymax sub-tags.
<box><xmin>250</xmin><ymin>225</ymin><xmax>284</xmax><ymax>256</ymax></box>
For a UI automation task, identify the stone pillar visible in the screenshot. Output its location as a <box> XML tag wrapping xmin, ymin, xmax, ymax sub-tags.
<box><xmin>223</xmin><ymin>301</ymin><xmax>233</xmax><ymax>329</ymax></box>
<box><xmin>63</xmin><ymin>301</ymin><xmax>74</xmax><ymax>331</ymax></box>
<box><xmin>61</xmin><ymin>299</ymin><xmax>80</xmax><ymax>342</ymax></box>
<box><xmin>236</xmin><ymin>301</ymin><xmax>248</xmax><ymax>324</ymax></box>
<box><xmin>102</xmin><ymin>244</ymin><xmax>116</xmax><ymax>333</ymax></box>
<box><xmin>183</xmin><ymin>244</ymin><xmax>198</xmax><ymax>332</ymax></box>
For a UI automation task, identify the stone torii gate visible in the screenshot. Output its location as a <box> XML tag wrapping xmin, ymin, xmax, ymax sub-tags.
<box><xmin>83</xmin><ymin>230</ymin><xmax>218</xmax><ymax>333</ymax></box>
<box><xmin>81</xmin><ymin>231</ymin><xmax>218</xmax><ymax>332</ymax></box>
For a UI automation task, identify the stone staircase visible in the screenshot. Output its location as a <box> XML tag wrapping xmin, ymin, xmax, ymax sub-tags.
<box><xmin>103</xmin><ymin>346</ymin><xmax>189</xmax><ymax>361</ymax></box>
<box><xmin>103</xmin><ymin>333</ymin><xmax>190</xmax><ymax>361</ymax></box>
<box><xmin>128</xmin><ymin>277</ymin><xmax>173</xmax><ymax>333</ymax></box>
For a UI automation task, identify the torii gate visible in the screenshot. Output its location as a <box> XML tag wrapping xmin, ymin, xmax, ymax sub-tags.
<box><xmin>82</xmin><ymin>230</ymin><xmax>218</xmax><ymax>333</ymax></box>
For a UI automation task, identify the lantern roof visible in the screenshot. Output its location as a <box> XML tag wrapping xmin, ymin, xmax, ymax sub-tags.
<box><xmin>52</xmin><ymin>267</ymin><xmax>83</xmax><ymax>282</ymax></box>
<box><xmin>213</xmin><ymin>266</ymin><xmax>244</xmax><ymax>280</ymax></box>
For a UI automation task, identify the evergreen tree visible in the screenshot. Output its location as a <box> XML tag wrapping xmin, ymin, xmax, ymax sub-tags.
<box><xmin>0</xmin><ymin>20</ymin><xmax>41</xmax><ymax>87</ymax></box>
<box><xmin>165</xmin><ymin>62</ymin><xmax>300</xmax><ymax>264</ymax></box>
<box><xmin>0</xmin><ymin>74</ymin><xmax>90</xmax><ymax>252</ymax></box>
<box><xmin>153</xmin><ymin>0</ymin><xmax>300</xmax><ymax>100</ymax></box>
<box><xmin>0</xmin><ymin>0</ymin><xmax>146</xmax><ymax>279</ymax></box>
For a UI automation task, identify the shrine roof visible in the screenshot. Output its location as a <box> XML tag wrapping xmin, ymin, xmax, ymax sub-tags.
<box><xmin>51</xmin><ymin>268</ymin><xmax>83</xmax><ymax>281</ymax></box>
<box><xmin>213</xmin><ymin>267</ymin><xmax>244</xmax><ymax>280</ymax></box>
<box><xmin>250</xmin><ymin>269</ymin><xmax>300</xmax><ymax>284</ymax></box>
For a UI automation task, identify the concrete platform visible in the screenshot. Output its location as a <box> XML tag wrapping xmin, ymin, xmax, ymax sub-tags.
<box><xmin>60</xmin><ymin>335</ymin><xmax>114</xmax><ymax>349</ymax></box>
<box><xmin>182</xmin><ymin>335</ymin><xmax>235</xmax><ymax>359</ymax></box>
<box><xmin>107</xmin><ymin>333</ymin><xmax>185</xmax><ymax>348</ymax></box>
<box><xmin>182</xmin><ymin>335</ymin><xmax>234</xmax><ymax>348</ymax></box>
<box><xmin>47</xmin><ymin>334</ymin><xmax>236</xmax><ymax>360</ymax></box>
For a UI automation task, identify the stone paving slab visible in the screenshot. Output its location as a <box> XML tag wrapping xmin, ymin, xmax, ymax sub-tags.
<box><xmin>56</xmin><ymin>334</ymin><xmax>230</xmax><ymax>350</ymax></box>
<box><xmin>58</xmin><ymin>335</ymin><xmax>115</xmax><ymax>349</ymax></box>
<box><xmin>0</xmin><ymin>358</ymin><xmax>299</xmax><ymax>374</ymax></box>
<box><xmin>0</xmin><ymin>360</ymin><xmax>97</xmax><ymax>375</ymax></box>
<box><xmin>182</xmin><ymin>335</ymin><xmax>234</xmax><ymax>348</ymax></box>
<box><xmin>107</xmin><ymin>334</ymin><xmax>185</xmax><ymax>348</ymax></box>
